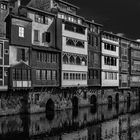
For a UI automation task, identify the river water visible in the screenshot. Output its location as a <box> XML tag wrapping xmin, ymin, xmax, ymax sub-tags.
<box><xmin>0</xmin><ymin>101</ymin><xmax>140</xmax><ymax>140</ymax></box>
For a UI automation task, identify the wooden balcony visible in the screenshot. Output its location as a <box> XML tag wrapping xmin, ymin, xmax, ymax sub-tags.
<box><xmin>13</xmin><ymin>81</ymin><xmax>31</xmax><ymax>88</ymax></box>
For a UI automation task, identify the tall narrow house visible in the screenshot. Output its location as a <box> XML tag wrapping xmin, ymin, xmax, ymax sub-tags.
<box><xmin>101</xmin><ymin>31</ymin><xmax>119</xmax><ymax>87</ymax></box>
<box><xmin>0</xmin><ymin>0</ymin><xmax>10</xmax><ymax>90</ymax></box>
<box><xmin>119</xmin><ymin>37</ymin><xmax>130</xmax><ymax>89</ymax></box>
<box><xmin>129</xmin><ymin>41</ymin><xmax>140</xmax><ymax>99</ymax></box>
<box><xmin>5</xmin><ymin>0</ymin><xmax>32</xmax><ymax>89</ymax></box>
<box><xmin>86</xmin><ymin>20</ymin><xmax>102</xmax><ymax>87</ymax></box>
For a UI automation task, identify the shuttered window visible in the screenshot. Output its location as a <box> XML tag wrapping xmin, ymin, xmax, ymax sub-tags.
<box><xmin>42</xmin><ymin>32</ymin><xmax>51</xmax><ymax>43</ymax></box>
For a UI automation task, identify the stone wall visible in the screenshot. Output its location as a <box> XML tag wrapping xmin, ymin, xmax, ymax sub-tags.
<box><xmin>0</xmin><ymin>91</ymin><xmax>29</xmax><ymax>116</ymax></box>
<box><xmin>0</xmin><ymin>87</ymin><xmax>139</xmax><ymax>116</ymax></box>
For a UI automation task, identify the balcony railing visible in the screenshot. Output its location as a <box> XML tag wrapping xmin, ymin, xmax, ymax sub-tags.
<box><xmin>13</xmin><ymin>81</ymin><xmax>31</xmax><ymax>88</ymax></box>
<box><xmin>65</xmin><ymin>23</ymin><xmax>85</xmax><ymax>35</ymax></box>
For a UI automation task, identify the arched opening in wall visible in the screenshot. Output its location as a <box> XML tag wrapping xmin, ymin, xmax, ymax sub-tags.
<box><xmin>46</xmin><ymin>99</ymin><xmax>55</xmax><ymax>121</ymax></box>
<box><xmin>108</xmin><ymin>95</ymin><xmax>112</xmax><ymax>110</ymax></box>
<box><xmin>81</xmin><ymin>57</ymin><xmax>87</xmax><ymax>66</ymax></box>
<box><xmin>76</xmin><ymin>56</ymin><xmax>81</xmax><ymax>65</ymax></box>
<box><xmin>69</xmin><ymin>56</ymin><xmax>75</xmax><ymax>64</ymax></box>
<box><xmin>63</xmin><ymin>55</ymin><xmax>68</xmax><ymax>64</ymax></box>
<box><xmin>46</xmin><ymin>99</ymin><xmax>55</xmax><ymax>112</ymax></box>
<box><xmin>72</xmin><ymin>96</ymin><xmax>78</xmax><ymax>109</ymax></box>
<box><xmin>127</xmin><ymin>92</ymin><xmax>131</xmax><ymax>110</ymax></box>
<box><xmin>90</xmin><ymin>95</ymin><xmax>97</xmax><ymax>106</ymax></box>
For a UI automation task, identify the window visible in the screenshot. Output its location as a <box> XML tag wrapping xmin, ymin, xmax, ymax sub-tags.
<box><xmin>81</xmin><ymin>57</ymin><xmax>87</xmax><ymax>66</ymax></box>
<box><xmin>52</xmin><ymin>54</ymin><xmax>57</xmax><ymax>63</ymax></box>
<box><xmin>104</xmin><ymin>72</ymin><xmax>117</xmax><ymax>80</ymax></box>
<box><xmin>12</xmin><ymin>69</ymin><xmax>16</xmax><ymax>80</ymax></box>
<box><xmin>93</xmin><ymin>70</ymin><xmax>98</xmax><ymax>79</ymax></box>
<box><xmin>35</xmin><ymin>14</ymin><xmax>43</xmax><ymax>23</ymax></box>
<box><xmin>37</xmin><ymin>52</ymin><xmax>40</xmax><ymax>61</ymax></box>
<box><xmin>76</xmin><ymin>56</ymin><xmax>81</xmax><ymax>65</ymax></box>
<box><xmin>104</xmin><ymin>56</ymin><xmax>117</xmax><ymax>66</ymax></box>
<box><xmin>22</xmin><ymin>69</ymin><xmax>27</xmax><ymax>80</ymax></box>
<box><xmin>0</xmin><ymin>67</ymin><xmax>2</xmax><ymax>79</ymax></box>
<box><xmin>70</xmin><ymin>73</ymin><xmax>73</xmax><ymax>80</ymax></box>
<box><xmin>46</xmin><ymin>70</ymin><xmax>51</xmax><ymax>80</ymax></box>
<box><xmin>63</xmin><ymin>73</ymin><xmax>69</xmax><ymax>80</ymax></box>
<box><xmin>76</xmin><ymin>41</ymin><xmax>84</xmax><ymax>48</ymax></box>
<box><xmin>122</xmin><ymin>62</ymin><xmax>128</xmax><ymax>70</ymax></box>
<box><xmin>36</xmin><ymin>70</ymin><xmax>41</xmax><ymax>80</ymax></box>
<box><xmin>21</xmin><ymin>49</ymin><xmax>25</xmax><ymax>61</ymax></box>
<box><xmin>52</xmin><ymin>70</ymin><xmax>57</xmax><ymax>80</ymax></box>
<box><xmin>93</xmin><ymin>53</ymin><xmax>99</xmax><ymax>65</ymax></box>
<box><xmin>34</xmin><ymin>30</ymin><xmax>39</xmax><ymax>42</ymax></box>
<box><xmin>45</xmin><ymin>16</ymin><xmax>49</xmax><ymax>24</ymax></box>
<box><xmin>0</xmin><ymin>3</ymin><xmax>7</xmax><ymax>10</ymax></box>
<box><xmin>17</xmin><ymin>48</ymin><xmax>28</xmax><ymax>62</ymax></box>
<box><xmin>82</xmin><ymin>74</ymin><xmax>87</xmax><ymax>80</ymax></box>
<box><xmin>16</xmin><ymin>69</ymin><xmax>21</xmax><ymax>80</ymax></box>
<box><xmin>94</xmin><ymin>36</ymin><xmax>98</xmax><ymax>46</ymax></box>
<box><xmin>0</xmin><ymin>43</ymin><xmax>3</xmax><ymax>58</ymax></box>
<box><xmin>66</xmin><ymin>38</ymin><xmax>75</xmax><ymax>46</ymax></box>
<box><xmin>70</xmin><ymin>56</ymin><xmax>75</xmax><ymax>64</ymax></box>
<box><xmin>27</xmin><ymin>70</ymin><xmax>31</xmax><ymax>80</ymax></box>
<box><xmin>104</xmin><ymin>43</ymin><xmax>116</xmax><ymax>51</ymax></box>
<box><xmin>42</xmin><ymin>32</ymin><xmax>51</xmax><ymax>43</ymax></box>
<box><xmin>19</xmin><ymin>27</ymin><xmax>24</xmax><ymax>38</ymax></box>
<box><xmin>46</xmin><ymin>53</ymin><xmax>51</xmax><ymax>63</ymax></box>
<box><xmin>42</xmin><ymin>70</ymin><xmax>46</xmax><ymax>80</ymax></box>
<box><xmin>63</xmin><ymin>55</ymin><xmax>68</xmax><ymax>64</ymax></box>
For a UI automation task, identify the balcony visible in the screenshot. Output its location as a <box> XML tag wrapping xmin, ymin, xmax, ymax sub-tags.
<box><xmin>13</xmin><ymin>81</ymin><xmax>31</xmax><ymax>88</ymax></box>
<box><xmin>9</xmin><ymin>62</ymin><xmax>32</xmax><ymax>89</ymax></box>
<box><xmin>62</xmin><ymin>22</ymin><xmax>87</xmax><ymax>41</ymax></box>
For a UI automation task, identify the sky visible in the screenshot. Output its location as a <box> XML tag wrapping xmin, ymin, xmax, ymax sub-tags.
<box><xmin>67</xmin><ymin>0</ymin><xmax>140</xmax><ymax>40</ymax></box>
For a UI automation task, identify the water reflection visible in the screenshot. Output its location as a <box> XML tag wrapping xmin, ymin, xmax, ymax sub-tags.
<box><xmin>0</xmin><ymin>100</ymin><xmax>140</xmax><ymax>140</ymax></box>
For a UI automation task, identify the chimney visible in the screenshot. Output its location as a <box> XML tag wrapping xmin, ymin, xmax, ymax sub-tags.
<box><xmin>12</xmin><ymin>0</ymin><xmax>21</xmax><ymax>15</ymax></box>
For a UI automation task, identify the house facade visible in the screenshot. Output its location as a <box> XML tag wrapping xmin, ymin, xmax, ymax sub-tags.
<box><xmin>86</xmin><ymin>20</ymin><xmax>102</xmax><ymax>87</ymax></box>
<box><xmin>101</xmin><ymin>31</ymin><xmax>119</xmax><ymax>87</ymax></box>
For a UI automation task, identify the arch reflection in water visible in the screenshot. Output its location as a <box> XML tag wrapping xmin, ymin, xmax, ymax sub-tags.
<box><xmin>46</xmin><ymin>99</ymin><xmax>55</xmax><ymax>112</ymax></box>
<box><xmin>108</xmin><ymin>95</ymin><xmax>113</xmax><ymax>110</ymax></box>
<box><xmin>0</xmin><ymin>101</ymin><xmax>140</xmax><ymax>140</ymax></box>
<box><xmin>90</xmin><ymin>95</ymin><xmax>97</xmax><ymax>106</ymax></box>
<box><xmin>72</xmin><ymin>96</ymin><xmax>79</xmax><ymax>109</ymax></box>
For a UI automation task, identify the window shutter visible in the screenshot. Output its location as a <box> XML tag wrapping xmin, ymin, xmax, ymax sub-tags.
<box><xmin>17</xmin><ymin>48</ymin><xmax>22</xmax><ymax>61</ymax></box>
<box><xmin>46</xmin><ymin>32</ymin><xmax>51</xmax><ymax>43</ymax></box>
<box><xmin>25</xmin><ymin>49</ymin><xmax>29</xmax><ymax>61</ymax></box>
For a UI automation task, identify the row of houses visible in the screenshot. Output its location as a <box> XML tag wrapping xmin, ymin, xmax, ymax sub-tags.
<box><xmin>0</xmin><ymin>0</ymin><xmax>139</xmax><ymax>90</ymax></box>
<box><xmin>0</xmin><ymin>0</ymin><xmax>140</xmax><ymax>112</ymax></box>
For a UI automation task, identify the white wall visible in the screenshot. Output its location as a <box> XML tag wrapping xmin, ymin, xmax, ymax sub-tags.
<box><xmin>102</xmin><ymin>71</ymin><xmax>119</xmax><ymax>87</ymax></box>
<box><xmin>62</xmin><ymin>64</ymin><xmax>87</xmax><ymax>72</ymax></box>
<box><xmin>62</xmin><ymin>80</ymin><xmax>87</xmax><ymax>87</ymax></box>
